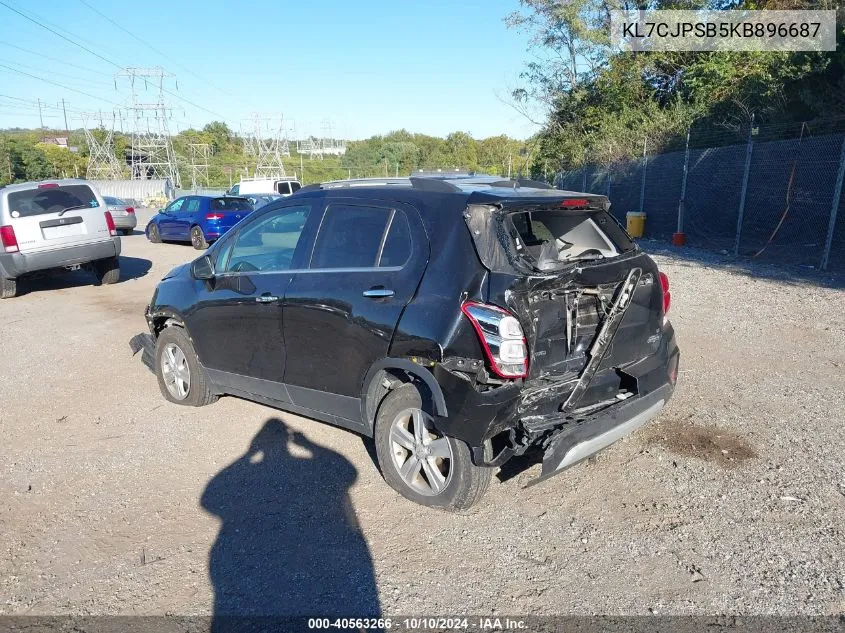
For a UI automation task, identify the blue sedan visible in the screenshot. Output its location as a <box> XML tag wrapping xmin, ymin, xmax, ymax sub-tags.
<box><xmin>145</xmin><ymin>195</ymin><xmax>254</xmax><ymax>249</ymax></box>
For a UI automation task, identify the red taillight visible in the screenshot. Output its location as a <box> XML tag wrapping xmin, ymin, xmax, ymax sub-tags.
<box><xmin>560</xmin><ymin>198</ymin><xmax>589</xmax><ymax>208</ymax></box>
<box><xmin>104</xmin><ymin>211</ymin><xmax>117</xmax><ymax>236</ymax></box>
<box><xmin>125</xmin><ymin>207</ymin><xmax>135</xmax><ymax>214</ymax></box>
<box><xmin>206</xmin><ymin>213</ymin><xmax>224</xmax><ymax>221</ymax></box>
<box><xmin>659</xmin><ymin>271</ymin><xmax>671</xmax><ymax>314</ymax></box>
<box><xmin>461</xmin><ymin>301</ymin><xmax>528</xmax><ymax>379</ymax></box>
<box><xmin>37</xmin><ymin>183</ymin><xmax>59</xmax><ymax>189</ymax></box>
<box><xmin>0</xmin><ymin>225</ymin><xmax>19</xmax><ymax>253</ymax></box>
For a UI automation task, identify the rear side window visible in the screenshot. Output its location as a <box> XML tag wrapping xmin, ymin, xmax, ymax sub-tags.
<box><xmin>379</xmin><ymin>210</ymin><xmax>411</xmax><ymax>267</ymax></box>
<box><xmin>7</xmin><ymin>185</ymin><xmax>99</xmax><ymax>218</ymax></box>
<box><xmin>277</xmin><ymin>182</ymin><xmax>291</xmax><ymax>195</ymax></box>
<box><xmin>290</xmin><ymin>182</ymin><xmax>301</xmax><ymax>193</ymax></box>
<box><xmin>310</xmin><ymin>205</ymin><xmax>411</xmax><ymax>269</ymax></box>
<box><xmin>211</xmin><ymin>197</ymin><xmax>252</xmax><ymax>211</ymax></box>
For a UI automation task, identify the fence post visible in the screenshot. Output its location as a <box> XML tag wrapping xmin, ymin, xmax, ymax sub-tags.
<box><xmin>820</xmin><ymin>135</ymin><xmax>845</xmax><ymax>271</ymax></box>
<box><xmin>639</xmin><ymin>138</ymin><xmax>648</xmax><ymax>214</ymax></box>
<box><xmin>734</xmin><ymin>116</ymin><xmax>755</xmax><ymax>256</ymax></box>
<box><xmin>676</xmin><ymin>128</ymin><xmax>691</xmax><ymax>238</ymax></box>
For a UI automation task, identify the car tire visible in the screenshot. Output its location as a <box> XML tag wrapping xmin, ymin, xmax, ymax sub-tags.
<box><xmin>191</xmin><ymin>225</ymin><xmax>209</xmax><ymax>250</ymax></box>
<box><xmin>148</xmin><ymin>224</ymin><xmax>162</xmax><ymax>243</ymax></box>
<box><xmin>92</xmin><ymin>256</ymin><xmax>120</xmax><ymax>285</ymax></box>
<box><xmin>0</xmin><ymin>274</ymin><xmax>17</xmax><ymax>299</ymax></box>
<box><xmin>154</xmin><ymin>325</ymin><xmax>217</xmax><ymax>407</ymax></box>
<box><xmin>374</xmin><ymin>383</ymin><xmax>492</xmax><ymax>511</ymax></box>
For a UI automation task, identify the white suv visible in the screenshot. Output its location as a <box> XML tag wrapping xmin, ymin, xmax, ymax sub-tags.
<box><xmin>0</xmin><ymin>179</ymin><xmax>121</xmax><ymax>298</ymax></box>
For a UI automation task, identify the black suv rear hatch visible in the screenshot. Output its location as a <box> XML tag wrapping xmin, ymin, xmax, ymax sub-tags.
<box><xmin>464</xmin><ymin>193</ymin><xmax>665</xmax><ymax>413</ymax></box>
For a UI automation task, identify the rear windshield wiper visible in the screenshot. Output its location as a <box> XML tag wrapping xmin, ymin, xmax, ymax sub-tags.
<box><xmin>58</xmin><ymin>204</ymin><xmax>90</xmax><ymax>216</ymax></box>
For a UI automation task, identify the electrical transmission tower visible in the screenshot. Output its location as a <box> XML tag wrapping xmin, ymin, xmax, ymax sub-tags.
<box><xmin>249</xmin><ymin>113</ymin><xmax>289</xmax><ymax>179</ymax></box>
<box><xmin>118</xmin><ymin>67</ymin><xmax>181</xmax><ymax>187</ymax></box>
<box><xmin>188</xmin><ymin>143</ymin><xmax>211</xmax><ymax>190</ymax></box>
<box><xmin>81</xmin><ymin>112</ymin><xmax>123</xmax><ymax>180</ymax></box>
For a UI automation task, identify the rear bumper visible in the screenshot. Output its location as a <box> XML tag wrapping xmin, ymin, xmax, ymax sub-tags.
<box><xmin>0</xmin><ymin>237</ymin><xmax>121</xmax><ymax>278</ymax></box>
<box><xmin>531</xmin><ymin>381</ymin><xmax>672</xmax><ymax>485</ymax></box>
<box><xmin>434</xmin><ymin>323</ymin><xmax>679</xmax><ymax>473</ymax></box>
<box><xmin>113</xmin><ymin>215</ymin><xmax>138</xmax><ymax>230</ymax></box>
<box><xmin>204</xmin><ymin>224</ymin><xmax>237</xmax><ymax>240</ymax></box>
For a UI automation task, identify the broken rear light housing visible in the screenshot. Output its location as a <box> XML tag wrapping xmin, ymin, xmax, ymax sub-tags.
<box><xmin>461</xmin><ymin>301</ymin><xmax>528</xmax><ymax>378</ymax></box>
<box><xmin>659</xmin><ymin>271</ymin><xmax>671</xmax><ymax>314</ymax></box>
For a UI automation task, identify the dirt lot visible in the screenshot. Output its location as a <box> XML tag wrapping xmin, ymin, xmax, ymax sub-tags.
<box><xmin>1</xmin><ymin>208</ymin><xmax>844</xmax><ymax>616</ymax></box>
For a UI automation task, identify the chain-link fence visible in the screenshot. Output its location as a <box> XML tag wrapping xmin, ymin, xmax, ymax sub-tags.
<box><xmin>556</xmin><ymin>119</ymin><xmax>845</xmax><ymax>271</ymax></box>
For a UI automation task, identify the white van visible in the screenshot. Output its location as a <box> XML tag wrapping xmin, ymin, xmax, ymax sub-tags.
<box><xmin>228</xmin><ymin>178</ymin><xmax>302</xmax><ymax>197</ymax></box>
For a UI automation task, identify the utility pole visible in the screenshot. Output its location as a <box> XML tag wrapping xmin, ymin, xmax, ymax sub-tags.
<box><xmin>37</xmin><ymin>98</ymin><xmax>44</xmax><ymax>130</ymax></box>
<box><xmin>734</xmin><ymin>114</ymin><xmax>756</xmax><ymax>256</ymax></box>
<box><xmin>675</xmin><ymin>127</ymin><xmax>691</xmax><ymax>245</ymax></box>
<box><xmin>638</xmin><ymin>137</ymin><xmax>648</xmax><ymax>214</ymax></box>
<box><xmin>61</xmin><ymin>99</ymin><xmax>69</xmax><ymax>134</ymax></box>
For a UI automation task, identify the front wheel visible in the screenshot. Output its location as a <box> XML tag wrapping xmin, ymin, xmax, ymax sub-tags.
<box><xmin>148</xmin><ymin>224</ymin><xmax>162</xmax><ymax>243</ymax></box>
<box><xmin>154</xmin><ymin>326</ymin><xmax>217</xmax><ymax>407</ymax></box>
<box><xmin>92</xmin><ymin>256</ymin><xmax>120</xmax><ymax>285</ymax></box>
<box><xmin>191</xmin><ymin>225</ymin><xmax>209</xmax><ymax>250</ymax></box>
<box><xmin>374</xmin><ymin>383</ymin><xmax>492</xmax><ymax>511</ymax></box>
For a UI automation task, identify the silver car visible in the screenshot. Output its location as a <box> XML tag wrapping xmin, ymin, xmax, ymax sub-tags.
<box><xmin>103</xmin><ymin>196</ymin><xmax>138</xmax><ymax>235</ymax></box>
<box><xmin>0</xmin><ymin>179</ymin><xmax>121</xmax><ymax>298</ymax></box>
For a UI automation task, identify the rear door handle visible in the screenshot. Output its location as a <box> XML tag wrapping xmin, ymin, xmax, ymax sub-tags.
<box><xmin>255</xmin><ymin>295</ymin><xmax>279</xmax><ymax>303</ymax></box>
<box><xmin>362</xmin><ymin>288</ymin><xmax>394</xmax><ymax>298</ymax></box>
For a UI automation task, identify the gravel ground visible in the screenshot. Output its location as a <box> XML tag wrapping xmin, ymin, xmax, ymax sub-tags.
<box><xmin>1</xmin><ymin>210</ymin><xmax>843</xmax><ymax>617</ymax></box>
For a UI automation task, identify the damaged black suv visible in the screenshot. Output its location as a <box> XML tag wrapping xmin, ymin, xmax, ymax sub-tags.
<box><xmin>132</xmin><ymin>175</ymin><xmax>679</xmax><ymax>510</ymax></box>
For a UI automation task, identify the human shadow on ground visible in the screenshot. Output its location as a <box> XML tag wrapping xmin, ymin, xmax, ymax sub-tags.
<box><xmin>201</xmin><ymin>418</ymin><xmax>381</xmax><ymax>631</ymax></box>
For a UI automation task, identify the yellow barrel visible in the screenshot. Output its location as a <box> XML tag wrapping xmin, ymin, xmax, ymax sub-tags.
<box><xmin>626</xmin><ymin>211</ymin><xmax>646</xmax><ymax>238</ymax></box>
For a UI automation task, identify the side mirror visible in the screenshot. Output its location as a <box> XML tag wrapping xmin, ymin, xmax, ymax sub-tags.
<box><xmin>191</xmin><ymin>255</ymin><xmax>214</xmax><ymax>280</ymax></box>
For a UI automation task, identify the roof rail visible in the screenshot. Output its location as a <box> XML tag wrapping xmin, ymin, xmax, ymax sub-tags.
<box><xmin>485</xmin><ymin>178</ymin><xmax>555</xmax><ymax>190</ymax></box>
<box><xmin>408</xmin><ymin>177</ymin><xmax>462</xmax><ymax>192</ymax></box>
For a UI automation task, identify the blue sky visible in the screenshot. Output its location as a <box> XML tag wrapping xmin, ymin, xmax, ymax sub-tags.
<box><xmin>0</xmin><ymin>0</ymin><xmax>541</xmax><ymax>140</ymax></box>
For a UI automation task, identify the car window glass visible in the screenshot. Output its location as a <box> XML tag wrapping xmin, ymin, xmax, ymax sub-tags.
<box><xmin>310</xmin><ymin>205</ymin><xmax>391</xmax><ymax>269</ymax></box>
<box><xmin>378</xmin><ymin>210</ymin><xmax>411</xmax><ymax>267</ymax></box>
<box><xmin>7</xmin><ymin>185</ymin><xmax>99</xmax><ymax>218</ymax></box>
<box><xmin>277</xmin><ymin>182</ymin><xmax>291</xmax><ymax>195</ymax></box>
<box><xmin>185</xmin><ymin>198</ymin><xmax>201</xmax><ymax>214</ymax></box>
<box><xmin>215</xmin><ymin>237</ymin><xmax>235</xmax><ymax>273</ymax></box>
<box><xmin>225</xmin><ymin>205</ymin><xmax>310</xmax><ymax>274</ymax></box>
<box><xmin>166</xmin><ymin>199</ymin><xmax>184</xmax><ymax>213</ymax></box>
<box><xmin>211</xmin><ymin>197</ymin><xmax>252</xmax><ymax>211</ymax></box>
<box><xmin>290</xmin><ymin>182</ymin><xmax>301</xmax><ymax>193</ymax></box>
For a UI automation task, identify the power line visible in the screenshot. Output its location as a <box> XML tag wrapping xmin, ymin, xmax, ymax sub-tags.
<box><xmin>0</xmin><ymin>64</ymin><xmax>119</xmax><ymax>107</ymax></box>
<box><xmin>0</xmin><ymin>1</ymin><xmax>121</xmax><ymax>70</ymax></box>
<box><xmin>0</xmin><ymin>39</ymin><xmax>112</xmax><ymax>77</ymax></box>
<box><xmin>0</xmin><ymin>57</ymin><xmax>113</xmax><ymax>87</ymax></box>
<box><xmin>77</xmin><ymin>0</ymin><xmax>248</xmax><ymax>105</ymax></box>
<box><xmin>0</xmin><ymin>0</ymin><xmax>237</xmax><ymax>128</ymax></box>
